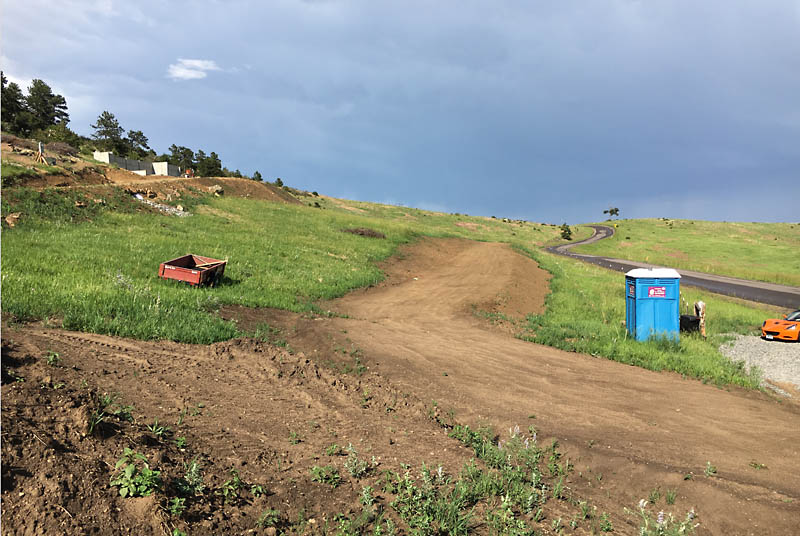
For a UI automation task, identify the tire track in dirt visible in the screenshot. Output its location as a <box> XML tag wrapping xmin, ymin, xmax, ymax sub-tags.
<box><xmin>320</xmin><ymin>238</ymin><xmax>800</xmax><ymax>535</ymax></box>
<box><xmin>11</xmin><ymin>328</ymin><xmax>468</xmax><ymax>486</ymax></box>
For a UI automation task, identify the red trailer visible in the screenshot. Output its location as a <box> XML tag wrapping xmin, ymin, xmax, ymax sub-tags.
<box><xmin>158</xmin><ymin>254</ymin><xmax>227</xmax><ymax>286</ymax></box>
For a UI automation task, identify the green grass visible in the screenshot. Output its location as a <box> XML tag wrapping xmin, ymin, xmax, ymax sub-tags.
<box><xmin>2</xmin><ymin>162</ymin><xmax>38</xmax><ymax>187</ymax></box>
<box><xmin>0</xmin><ymin>189</ymin><xmax>776</xmax><ymax>386</ymax></box>
<box><xmin>517</xmin><ymin>247</ymin><xmax>765</xmax><ymax>387</ymax></box>
<box><xmin>573</xmin><ymin>219</ymin><xmax>800</xmax><ymax>286</ymax></box>
<box><xmin>1</xmin><ymin>192</ymin><xmax>566</xmax><ymax>344</ymax></box>
<box><xmin>2</xmin><ymin>186</ymin><xmax>139</xmax><ymax>225</ymax></box>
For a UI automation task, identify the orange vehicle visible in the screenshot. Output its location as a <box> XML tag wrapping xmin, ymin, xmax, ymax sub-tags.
<box><xmin>761</xmin><ymin>309</ymin><xmax>800</xmax><ymax>341</ymax></box>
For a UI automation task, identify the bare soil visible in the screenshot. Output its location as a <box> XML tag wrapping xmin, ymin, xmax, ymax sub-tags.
<box><xmin>1</xmin><ymin>140</ymin><xmax>300</xmax><ymax>205</ymax></box>
<box><xmin>3</xmin><ymin>238</ymin><xmax>799</xmax><ymax>535</ymax></box>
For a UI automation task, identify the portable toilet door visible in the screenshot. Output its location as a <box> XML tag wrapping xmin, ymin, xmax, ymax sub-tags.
<box><xmin>625</xmin><ymin>268</ymin><xmax>681</xmax><ymax>341</ymax></box>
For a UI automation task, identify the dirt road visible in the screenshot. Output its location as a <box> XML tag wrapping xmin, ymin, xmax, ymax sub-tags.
<box><xmin>321</xmin><ymin>239</ymin><xmax>800</xmax><ymax>534</ymax></box>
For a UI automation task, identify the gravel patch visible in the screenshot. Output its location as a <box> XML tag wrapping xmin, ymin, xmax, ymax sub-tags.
<box><xmin>720</xmin><ymin>334</ymin><xmax>800</xmax><ymax>394</ymax></box>
<box><xmin>133</xmin><ymin>194</ymin><xmax>190</xmax><ymax>217</ymax></box>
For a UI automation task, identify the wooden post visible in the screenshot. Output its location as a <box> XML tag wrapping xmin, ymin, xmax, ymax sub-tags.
<box><xmin>694</xmin><ymin>301</ymin><xmax>706</xmax><ymax>338</ymax></box>
<box><xmin>34</xmin><ymin>141</ymin><xmax>48</xmax><ymax>164</ymax></box>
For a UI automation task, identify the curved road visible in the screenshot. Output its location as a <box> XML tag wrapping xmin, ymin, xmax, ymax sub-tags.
<box><xmin>548</xmin><ymin>225</ymin><xmax>800</xmax><ymax>309</ymax></box>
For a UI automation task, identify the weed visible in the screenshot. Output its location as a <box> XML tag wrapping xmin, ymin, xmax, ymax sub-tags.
<box><xmin>486</xmin><ymin>493</ymin><xmax>529</xmax><ymax>535</ymax></box>
<box><xmin>626</xmin><ymin>500</ymin><xmax>697</xmax><ymax>535</ymax></box>
<box><xmin>256</xmin><ymin>508</ymin><xmax>281</xmax><ymax>528</ymax></box>
<box><xmin>288</xmin><ymin>430</ymin><xmax>301</xmax><ymax>445</ymax></box>
<box><xmin>251</xmin><ymin>484</ymin><xmax>267</xmax><ymax>497</ymax></box>
<box><xmin>749</xmin><ymin>461</ymin><xmax>767</xmax><ymax>470</ymax></box>
<box><xmin>683</xmin><ymin>473</ymin><xmax>693</xmax><ymax>481</ymax></box>
<box><xmin>345</xmin><ymin>443</ymin><xmax>371</xmax><ymax>478</ymax></box>
<box><xmin>217</xmin><ymin>468</ymin><xmax>244</xmax><ymax>504</ymax></box>
<box><xmin>360</xmin><ymin>485</ymin><xmax>375</xmax><ymax>507</ymax></box>
<box><xmin>599</xmin><ymin>512</ymin><xmax>613</xmax><ymax>532</ymax></box>
<box><xmin>110</xmin><ymin>448</ymin><xmax>161</xmax><ymax>498</ymax></box>
<box><xmin>174</xmin><ymin>436</ymin><xmax>186</xmax><ymax>449</ymax></box>
<box><xmin>96</xmin><ymin>392</ymin><xmax>134</xmax><ymax>423</ymax></box>
<box><xmin>166</xmin><ymin>497</ymin><xmax>186</xmax><ymax>517</ymax></box>
<box><xmin>552</xmin><ymin>476</ymin><xmax>565</xmax><ymax>499</ymax></box>
<box><xmin>172</xmin><ymin>530</ymin><xmax>187</xmax><ymax>536</ymax></box>
<box><xmin>45</xmin><ymin>351</ymin><xmax>61</xmax><ymax>366</ymax></box>
<box><xmin>704</xmin><ymin>462</ymin><xmax>717</xmax><ymax>477</ymax></box>
<box><xmin>88</xmin><ymin>409</ymin><xmax>108</xmax><ymax>435</ymax></box>
<box><xmin>388</xmin><ymin>466</ymin><xmax>473</xmax><ymax>535</ymax></box>
<box><xmin>325</xmin><ymin>443</ymin><xmax>341</xmax><ymax>456</ymax></box>
<box><xmin>310</xmin><ymin>465</ymin><xmax>341</xmax><ymax>488</ymax></box>
<box><xmin>665</xmin><ymin>489</ymin><xmax>677</xmax><ymax>505</ymax></box>
<box><xmin>147</xmin><ymin>418</ymin><xmax>171</xmax><ymax>440</ymax></box>
<box><xmin>648</xmin><ymin>487</ymin><xmax>661</xmax><ymax>504</ymax></box>
<box><xmin>175</xmin><ymin>456</ymin><xmax>205</xmax><ymax>496</ymax></box>
<box><xmin>176</xmin><ymin>407</ymin><xmax>187</xmax><ymax>426</ymax></box>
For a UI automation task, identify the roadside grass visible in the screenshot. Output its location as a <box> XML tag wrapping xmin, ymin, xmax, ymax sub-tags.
<box><xmin>572</xmin><ymin>219</ymin><xmax>800</xmax><ymax>287</ymax></box>
<box><xmin>541</xmin><ymin>224</ymin><xmax>594</xmax><ymax>247</ymax></box>
<box><xmin>517</xmin><ymin>247</ymin><xmax>765</xmax><ymax>388</ymax></box>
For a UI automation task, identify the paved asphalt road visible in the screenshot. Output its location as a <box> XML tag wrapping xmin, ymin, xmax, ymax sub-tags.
<box><xmin>547</xmin><ymin>225</ymin><xmax>800</xmax><ymax>309</ymax></box>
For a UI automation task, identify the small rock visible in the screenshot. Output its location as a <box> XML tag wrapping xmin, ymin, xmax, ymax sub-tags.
<box><xmin>5</xmin><ymin>212</ymin><xmax>22</xmax><ymax>227</ymax></box>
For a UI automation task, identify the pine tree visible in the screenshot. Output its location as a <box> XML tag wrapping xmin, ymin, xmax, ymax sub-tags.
<box><xmin>26</xmin><ymin>79</ymin><xmax>69</xmax><ymax>132</ymax></box>
<box><xmin>91</xmin><ymin>111</ymin><xmax>126</xmax><ymax>153</ymax></box>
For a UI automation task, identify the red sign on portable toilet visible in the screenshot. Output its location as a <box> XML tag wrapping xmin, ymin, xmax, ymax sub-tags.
<box><xmin>648</xmin><ymin>286</ymin><xmax>666</xmax><ymax>298</ymax></box>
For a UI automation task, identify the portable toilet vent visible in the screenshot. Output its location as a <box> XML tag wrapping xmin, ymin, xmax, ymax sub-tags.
<box><xmin>625</xmin><ymin>268</ymin><xmax>681</xmax><ymax>341</ymax></box>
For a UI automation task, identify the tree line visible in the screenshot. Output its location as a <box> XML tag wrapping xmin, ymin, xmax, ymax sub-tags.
<box><xmin>1</xmin><ymin>72</ymin><xmax>264</xmax><ymax>181</ymax></box>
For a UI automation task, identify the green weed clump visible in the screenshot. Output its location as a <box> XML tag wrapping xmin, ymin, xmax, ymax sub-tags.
<box><xmin>626</xmin><ymin>500</ymin><xmax>697</xmax><ymax>535</ymax></box>
<box><xmin>376</xmin><ymin>424</ymin><xmax>583</xmax><ymax>534</ymax></box>
<box><xmin>517</xmin><ymin>248</ymin><xmax>765</xmax><ymax>388</ymax></box>
<box><xmin>110</xmin><ymin>448</ymin><xmax>162</xmax><ymax>497</ymax></box>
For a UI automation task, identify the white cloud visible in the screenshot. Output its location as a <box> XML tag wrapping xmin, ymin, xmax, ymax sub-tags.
<box><xmin>166</xmin><ymin>59</ymin><xmax>221</xmax><ymax>81</ymax></box>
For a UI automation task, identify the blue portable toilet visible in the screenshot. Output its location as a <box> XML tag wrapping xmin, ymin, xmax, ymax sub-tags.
<box><xmin>625</xmin><ymin>268</ymin><xmax>681</xmax><ymax>341</ymax></box>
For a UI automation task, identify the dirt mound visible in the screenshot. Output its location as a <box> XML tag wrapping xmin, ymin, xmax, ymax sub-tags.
<box><xmin>99</xmin><ymin>174</ymin><xmax>302</xmax><ymax>205</ymax></box>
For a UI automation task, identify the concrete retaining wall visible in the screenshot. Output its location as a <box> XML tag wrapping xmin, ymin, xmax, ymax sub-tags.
<box><xmin>93</xmin><ymin>151</ymin><xmax>180</xmax><ymax>177</ymax></box>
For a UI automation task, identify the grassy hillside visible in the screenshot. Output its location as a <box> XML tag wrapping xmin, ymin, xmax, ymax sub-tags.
<box><xmin>573</xmin><ymin>218</ymin><xmax>800</xmax><ymax>286</ymax></box>
<box><xmin>2</xmin><ymin>189</ymin><xmax>771</xmax><ymax>387</ymax></box>
<box><xmin>1</xmin><ymin>190</ymin><xmax>562</xmax><ymax>343</ymax></box>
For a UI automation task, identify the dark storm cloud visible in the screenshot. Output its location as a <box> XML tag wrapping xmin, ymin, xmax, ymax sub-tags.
<box><xmin>3</xmin><ymin>1</ymin><xmax>798</xmax><ymax>221</ymax></box>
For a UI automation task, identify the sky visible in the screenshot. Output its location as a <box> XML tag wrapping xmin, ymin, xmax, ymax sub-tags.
<box><xmin>3</xmin><ymin>0</ymin><xmax>799</xmax><ymax>223</ymax></box>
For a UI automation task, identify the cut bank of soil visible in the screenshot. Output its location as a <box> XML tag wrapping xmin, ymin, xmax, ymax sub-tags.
<box><xmin>3</xmin><ymin>238</ymin><xmax>799</xmax><ymax>535</ymax></box>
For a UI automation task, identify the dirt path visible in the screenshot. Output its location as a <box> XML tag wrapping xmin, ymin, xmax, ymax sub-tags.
<box><xmin>320</xmin><ymin>239</ymin><xmax>800</xmax><ymax>534</ymax></box>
